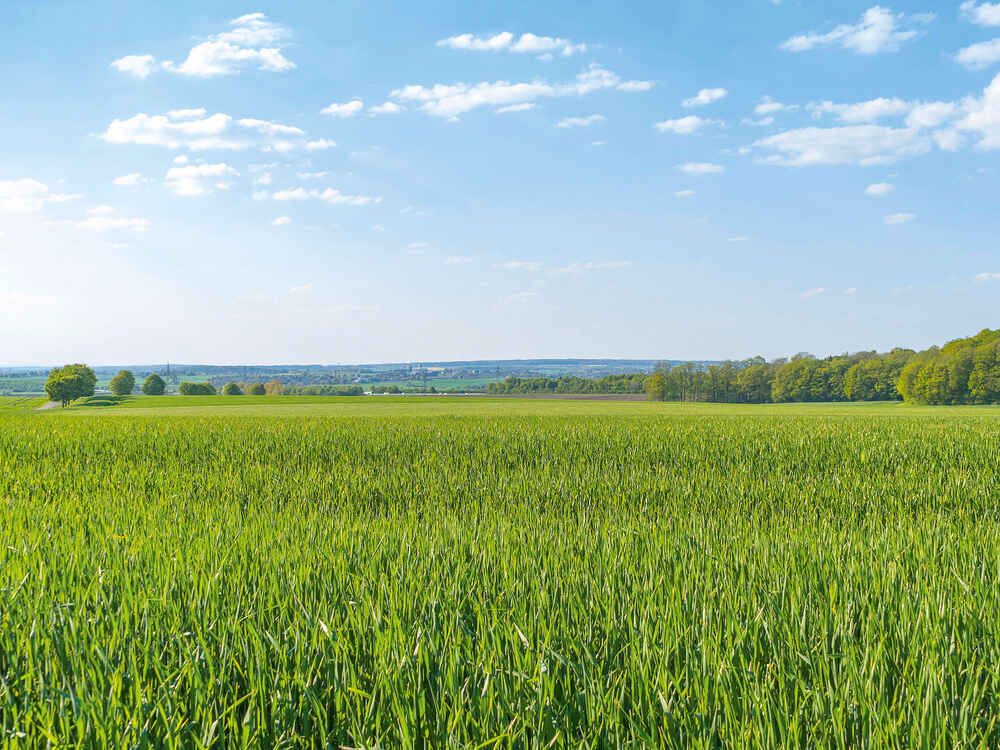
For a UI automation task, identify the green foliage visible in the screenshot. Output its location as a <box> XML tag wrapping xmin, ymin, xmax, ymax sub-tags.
<box><xmin>44</xmin><ymin>363</ymin><xmax>97</xmax><ymax>406</ymax></box>
<box><xmin>221</xmin><ymin>382</ymin><xmax>243</xmax><ymax>396</ymax></box>
<box><xmin>899</xmin><ymin>329</ymin><xmax>1000</xmax><ymax>404</ymax></box>
<box><xmin>1</xmin><ymin>411</ymin><xmax>1000</xmax><ymax>744</ymax></box>
<box><xmin>108</xmin><ymin>369</ymin><xmax>136</xmax><ymax>396</ymax></box>
<box><xmin>247</xmin><ymin>383</ymin><xmax>266</xmax><ymax>396</ymax></box>
<box><xmin>141</xmin><ymin>373</ymin><xmax>166</xmax><ymax>396</ymax></box>
<box><xmin>282</xmin><ymin>384</ymin><xmax>365</xmax><ymax>396</ymax></box>
<box><xmin>486</xmin><ymin>373</ymin><xmax>648</xmax><ymax>395</ymax></box>
<box><xmin>178</xmin><ymin>381</ymin><xmax>217</xmax><ymax>396</ymax></box>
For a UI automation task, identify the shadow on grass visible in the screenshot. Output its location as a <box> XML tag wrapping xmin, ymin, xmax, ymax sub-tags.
<box><xmin>76</xmin><ymin>395</ymin><xmax>132</xmax><ymax>408</ymax></box>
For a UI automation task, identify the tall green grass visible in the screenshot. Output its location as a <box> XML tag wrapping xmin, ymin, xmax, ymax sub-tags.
<box><xmin>1</xmin><ymin>413</ymin><xmax>999</xmax><ymax>746</ymax></box>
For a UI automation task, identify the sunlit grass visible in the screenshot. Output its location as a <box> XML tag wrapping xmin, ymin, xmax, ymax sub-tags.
<box><xmin>1</xmin><ymin>409</ymin><xmax>999</xmax><ymax>745</ymax></box>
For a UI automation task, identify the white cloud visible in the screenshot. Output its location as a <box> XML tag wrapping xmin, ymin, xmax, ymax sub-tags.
<box><xmin>407</xmin><ymin>241</ymin><xmax>429</xmax><ymax>249</ymax></box>
<box><xmin>112</xmin><ymin>172</ymin><xmax>150</xmax><ymax>186</ymax></box>
<box><xmin>907</xmin><ymin>101</ymin><xmax>959</xmax><ymax>128</ymax></box>
<box><xmin>755</xmin><ymin>96</ymin><xmax>796</xmax><ymax>115</ymax></box>
<box><xmin>371</xmin><ymin>224</ymin><xmax>386</xmax><ymax>232</ymax></box>
<box><xmin>102</xmin><ymin>109</ymin><xmax>316</xmax><ymax>151</ymax></box>
<box><xmin>254</xmin><ymin>173</ymin><xmax>272</xmax><ymax>186</ymax></box>
<box><xmin>390</xmin><ymin>64</ymin><xmax>641</xmax><ymax>118</ymax></box>
<box><xmin>956</xmin><ymin>38</ymin><xmax>1000</xmax><ymax>69</ymax></box>
<box><xmin>272</xmin><ymin>216</ymin><xmax>291</xmax><ymax>226</ymax></box>
<box><xmin>808</xmin><ymin>97</ymin><xmax>911</xmax><ymax>123</ymax></box>
<box><xmin>682</xmin><ymin>88</ymin><xmax>727</xmax><ymax>108</ymax></box>
<box><xmin>0</xmin><ymin>179</ymin><xmax>81</xmax><ymax>213</ymax></box>
<box><xmin>753</xmin><ymin>125</ymin><xmax>931</xmax><ymax>166</ymax></box>
<box><xmin>674</xmin><ymin>189</ymin><xmax>696</xmax><ymax>197</ymax></box>
<box><xmin>322</xmin><ymin>100</ymin><xmax>364</xmax><ymax>118</ymax></box>
<box><xmin>781</xmin><ymin>6</ymin><xmax>933</xmax><ymax>55</ymax></box>
<box><xmin>164</xmin><ymin>163</ymin><xmax>238</xmax><ymax>196</ymax></box>
<box><xmin>306</xmin><ymin>139</ymin><xmax>337</xmax><ymax>151</ymax></box>
<box><xmin>437</xmin><ymin>32</ymin><xmax>586</xmax><ymax>57</ymax></box>
<box><xmin>618</xmin><ymin>80</ymin><xmax>655</xmax><ymax>92</ymax></box>
<box><xmin>173</xmin><ymin>155</ymin><xmax>189</xmax><ymax>164</ymax></box>
<box><xmin>865</xmin><ymin>182</ymin><xmax>894</xmax><ymax>195</ymax></box>
<box><xmin>87</xmin><ymin>205</ymin><xmax>116</xmax><ymax>216</ymax></box>
<box><xmin>556</xmin><ymin>114</ymin><xmax>605</xmax><ymax>128</ymax></box>
<box><xmin>961</xmin><ymin>2</ymin><xmax>1000</xmax><ymax>26</ymax></box>
<box><xmin>844</xmin><ymin>287</ymin><xmax>858</xmax><ymax>295</ymax></box>
<box><xmin>884</xmin><ymin>212</ymin><xmax>916</xmax><ymax>224</ymax></box>
<box><xmin>496</xmin><ymin>103</ymin><xmax>536</xmax><ymax>114</ymax></box>
<box><xmin>268</xmin><ymin>187</ymin><xmax>381</xmax><ymax>206</ymax></box>
<box><xmin>494</xmin><ymin>260</ymin><xmax>543</xmax><ymax>271</ymax></box>
<box><xmin>162</xmin><ymin>14</ymin><xmax>294</xmax><ymax>77</ymax></box>
<box><xmin>801</xmin><ymin>287</ymin><xmax>827</xmax><ymax>299</ymax></box>
<box><xmin>369</xmin><ymin>101</ymin><xmax>405</xmax><ymax>115</ymax></box>
<box><xmin>445</xmin><ymin>255</ymin><xmax>471</xmax><ymax>264</ymax></box>
<box><xmin>111</xmin><ymin>55</ymin><xmax>156</xmax><ymax>78</ymax></box>
<box><xmin>678</xmin><ymin>162</ymin><xmax>725</xmax><ymax>174</ymax></box>
<box><xmin>974</xmin><ymin>271</ymin><xmax>1000</xmax><ymax>280</ymax></box>
<box><xmin>289</xmin><ymin>283</ymin><xmax>312</xmax><ymax>295</ymax></box>
<box><xmin>591</xmin><ymin>140</ymin><xmax>606</xmax><ymax>146</ymax></box>
<box><xmin>727</xmin><ymin>236</ymin><xmax>750</xmax><ymax>242</ymax></box>
<box><xmin>655</xmin><ymin>115</ymin><xmax>716</xmax><ymax>134</ymax></box>
<box><xmin>297</xmin><ymin>171</ymin><xmax>329</xmax><ymax>179</ymax></box>
<box><xmin>954</xmin><ymin>73</ymin><xmax>1000</xmax><ymax>149</ymax></box>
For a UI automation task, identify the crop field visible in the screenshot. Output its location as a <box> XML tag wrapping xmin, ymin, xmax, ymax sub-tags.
<box><xmin>2</xmin><ymin>400</ymin><xmax>1000</xmax><ymax>746</ymax></box>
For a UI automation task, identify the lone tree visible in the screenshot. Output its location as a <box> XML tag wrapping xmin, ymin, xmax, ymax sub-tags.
<box><xmin>248</xmin><ymin>383</ymin><xmax>266</xmax><ymax>395</ymax></box>
<box><xmin>109</xmin><ymin>370</ymin><xmax>136</xmax><ymax>396</ymax></box>
<box><xmin>222</xmin><ymin>382</ymin><xmax>243</xmax><ymax>396</ymax></box>
<box><xmin>44</xmin><ymin>364</ymin><xmax>97</xmax><ymax>407</ymax></box>
<box><xmin>141</xmin><ymin>373</ymin><xmax>166</xmax><ymax>395</ymax></box>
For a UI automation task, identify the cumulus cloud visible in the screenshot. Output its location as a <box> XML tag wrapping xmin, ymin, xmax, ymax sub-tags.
<box><xmin>495</xmin><ymin>103</ymin><xmax>536</xmax><ymax>114</ymax></box>
<box><xmin>678</xmin><ymin>162</ymin><xmax>725</xmax><ymax>174</ymax></box>
<box><xmin>674</xmin><ymin>189</ymin><xmax>696</xmax><ymax>197</ymax></box>
<box><xmin>865</xmin><ymin>182</ymin><xmax>895</xmax><ymax>195</ymax></box>
<box><xmin>781</xmin><ymin>6</ymin><xmax>933</xmax><ymax>55</ymax></box>
<box><xmin>111</xmin><ymin>55</ymin><xmax>156</xmax><ymax>78</ymax></box>
<box><xmin>369</xmin><ymin>101</ymin><xmax>405</xmax><ymax>115</ymax></box>
<box><xmin>437</xmin><ymin>32</ymin><xmax>586</xmax><ymax>57</ymax></box>
<box><xmin>389</xmin><ymin>64</ymin><xmax>647</xmax><ymax>118</ymax></box>
<box><xmin>112</xmin><ymin>173</ymin><xmax>150</xmax><ymax>186</ymax></box>
<box><xmin>752</xmin><ymin>125</ymin><xmax>932</xmax><ymax>166</ymax></box>
<box><xmin>321</xmin><ymin>100</ymin><xmax>364</xmax><ymax>118</ymax></box>
<box><xmin>801</xmin><ymin>287</ymin><xmax>827</xmax><ymax>299</ymax></box>
<box><xmin>102</xmin><ymin>109</ymin><xmax>316</xmax><ymax>151</ymax></box>
<box><xmin>272</xmin><ymin>216</ymin><xmax>291</xmax><ymax>226</ymax></box>
<box><xmin>556</xmin><ymin>114</ymin><xmax>605</xmax><ymax>128</ymax></box>
<box><xmin>682</xmin><ymin>88</ymin><xmax>727</xmax><ymax>107</ymax></box>
<box><xmin>808</xmin><ymin>97</ymin><xmax>911</xmax><ymax>123</ymax></box>
<box><xmin>884</xmin><ymin>212</ymin><xmax>916</xmax><ymax>224</ymax></box>
<box><xmin>266</xmin><ymin>187</ymin><xmax>381</xmax><ymax>206</ymax></box>
<box><xmin>0</xmin><ymin>179</ymin><xmax>81</xmax><ymax>213</ymax></box>
<box><xmin>956</xmin><ymin>38</ymin><xmax>1000</xmax><ymax>69</ymax></box>
<box><xmin>165</xmin><ymin>163</ymin><xmax>239</xmax><ymax>196</ymax></box>
<box><xmin>974</xmin><ymin>271</ymin><xmax>1000</xmax><ymax>280</ymax></box>
<box><xmin>655</xmin><ymin>115</ymin><xmax>716</xmax><ymax>134</ymax></box>
<box><xmin>755</xmin><ymin>96</ymin><xmax>797</xmax><ymax>115</ymax></box>
<box><xmin>305</xmin><ymin>139</ymin><xmax>337</xmax><ymax>150</ymax></box>
<box><xmin>162</xmin><ymin>13</ymin><xmax>295</xmax><ymax>76</ymax></box>
<box><xmin>961</xmin><ymin>2</ymin><xmax>1000</xmax><ymax>26</ymax></box>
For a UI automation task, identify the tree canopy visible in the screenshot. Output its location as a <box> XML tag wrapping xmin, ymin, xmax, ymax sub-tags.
<box><xmin>44</xmin><ymin>364</ymin><xmax>97</xmax><ymax>407</ymax></box>
<box><xmin>141</xmin><ymin>374</ymin><xmax>166</xmax><ymax>396</ymax></box>
<box><xmin>221</xmin><ymin>383</ymin><xmax>243</xmax><ymax>396</ymax></box>
<box><xmin>109</xmin><ymin>370</ymin><xmax>136</xmax><ymax>396</ymax></box>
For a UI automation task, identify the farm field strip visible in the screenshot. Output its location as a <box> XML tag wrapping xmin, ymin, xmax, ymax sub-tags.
<box><xmin>2</xmin><ymin>406</ymin><xmax>1000</xmax><ymax>745</ymax></box>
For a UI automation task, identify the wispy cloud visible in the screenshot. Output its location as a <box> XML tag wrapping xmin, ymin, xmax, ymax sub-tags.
<box><xmin>781</xmin><ymin>6</ymin><xmax>934</xmax><ymax>55</ymax></box>
<box><xmin>884</xmin><ymin>212</ymin><xmax>916</xmax><ymax>224</ymax></box>
<box><xmin>556</xmin><ymin>114</ymin><xmax>605</xmax><ymax>128</ymax></box>
<box><xmin>678</xmin><ymin>162</ymin><xmax>725</xmax><ymax>174</ymax></box>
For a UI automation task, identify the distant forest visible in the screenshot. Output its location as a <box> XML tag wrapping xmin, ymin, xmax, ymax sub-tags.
<box><xmin>489</xmin><ymin>329</ymin><xmax>1000</xmax><ymax>405</ymax></box>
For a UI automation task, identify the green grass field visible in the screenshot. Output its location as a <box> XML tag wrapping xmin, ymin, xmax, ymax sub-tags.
<box><xmin>3</xmin><ymin>398</ymin><xmax>1000</xmax><ymax>746</ymax></box>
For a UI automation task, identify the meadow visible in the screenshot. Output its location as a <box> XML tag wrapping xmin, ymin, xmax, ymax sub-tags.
<box><xmin>2</xmin><ymin>398</ymin><xmax>1000</xmax><ymax>746</ymax></box>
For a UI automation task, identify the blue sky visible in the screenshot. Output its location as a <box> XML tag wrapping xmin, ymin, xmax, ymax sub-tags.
<box><xmin>2</xmin><ymin>0</ymin><xmax>999</xmax><ymax>365</ymax></box>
